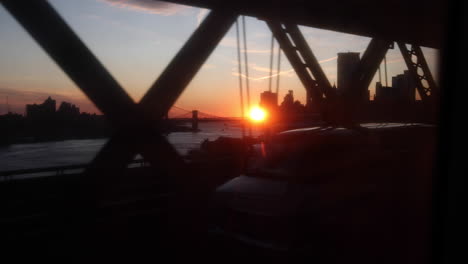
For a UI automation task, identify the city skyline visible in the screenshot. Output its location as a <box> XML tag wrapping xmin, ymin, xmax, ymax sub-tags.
<box><xmin>0</xmin><ymin>0</ymin><xmax>439</xmax><ymax>116</ymax></box>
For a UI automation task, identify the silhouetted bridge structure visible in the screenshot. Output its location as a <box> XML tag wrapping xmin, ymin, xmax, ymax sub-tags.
<box><xmin>0</xmin><ymin>0</ymin><xmax>461</xmax><ymax>263</ymax></box>
<box><xmin>168</xmin><ymin>105</ymin><xmax>236</xmax><ymax>121</ymax></box>
<box><xmin>167</xmin><ymin>105</ymin><xmax>239</xmax><ymax>130</ymax></box>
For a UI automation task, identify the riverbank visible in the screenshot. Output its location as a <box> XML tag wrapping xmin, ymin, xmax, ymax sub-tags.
<box><xmin>0</xmin><ymin>121</ymin><xmax>262</xmax><ymax>171</ymax></box>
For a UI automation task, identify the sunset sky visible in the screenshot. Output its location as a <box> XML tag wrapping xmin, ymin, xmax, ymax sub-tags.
<box><xmin>0</xmin><ymin>0</ymin><xmax>439</xmax><ymax>117</ymax></box>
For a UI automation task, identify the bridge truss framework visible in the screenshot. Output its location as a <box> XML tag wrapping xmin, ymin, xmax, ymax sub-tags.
<box><xmin>1</xmin><ymin>0</ymin><xmax>440</xmax><ymax>187</ymax></box>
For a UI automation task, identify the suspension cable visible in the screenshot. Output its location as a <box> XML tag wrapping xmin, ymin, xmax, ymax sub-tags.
<box><xmin>268</xmin><ymin>34</ymin><xmax>275</xmax><ymax>92</ymax></box>
<box><xmin>275</xmin><ymin>44</ymin><xmax>281</xmax><ymax>96</ymax></box>
<box><xmin>235</xmin><ymin>19</ymin><xmax>246</xmax><ymax>138</ymax></box>
<box><xmin>241</xmin><ymin>16</ymin><xmax>252</xmax><ymax>136</ymax></box>
<box><xmin>384</xmin><ymin>55</ymin><xmax>388</xmax><ymax>87</ymax></box>
<box><xmin>378</xmin><ymin>65</ymin><xmax>382</xmax><ymax>84</ymax></box>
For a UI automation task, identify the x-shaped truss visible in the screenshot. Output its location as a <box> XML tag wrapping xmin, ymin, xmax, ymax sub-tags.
<box><xmin>267</xmin><ymin>23</ymin><xmax>436</xmax><ymax>123</ymax></box>
<box><xmin>2</xmin><ymin>1</ymin><xmax>236</xmax><ymax>183</ymax></box>
<box><xmin>2</xmin><ymin>1</ymin><xmax>438</xmax><ymax>179</ymax></box>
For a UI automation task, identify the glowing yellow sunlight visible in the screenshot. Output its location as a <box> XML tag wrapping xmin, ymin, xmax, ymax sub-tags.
<box><xmin>249</xmin><ymin>106</ymin><xmax>267</xmax><ymax>122</ymax></box>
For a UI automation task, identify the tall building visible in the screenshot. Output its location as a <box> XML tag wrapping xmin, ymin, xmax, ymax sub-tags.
<box><xmin>375</xmin><ymin>81</ymin><xmax>393</xmax><ymax>102</ymax></box>
<box><xmin>26</xmin><ymin>96</ymin><xmax>56</xmax><ymax>119</ymax></box>
<box><xmin>280</xmin><ymin>90</ymin><xmax>294</xmax><ymax>108</ymax></box>
<box><xmin>392</xmin><ymin>71</ymin><xmax>416</xmax><ymax>103</ymax></box>
<box><xmin>337</xmin><ymin>52</ymin><xmax>368</xmax><ymax>101</ymax></box>
<box><xmin>260</xmin><ymin>91</ymin><xmax>278</xmax><ymax>121</ymax></box>
<box><xmin>375</xmin><ymin>71</ymin><xmax>416</xmax><ymax>103</ymax></box>
<box><xmin>57</xmin><ymin>101</ymin><xmax>80</xmax><ymax>118</ymax></box>
<box><xmin>259</xmin><ymin>91</ymin><xmax>278</xmax><ymax>111</ymax></box>
<box><xmin>337</xmin><ymin>52</ymin><xmax>360</xmax><ymax>93</ymax></box>
<box><xmin>403</xmin><ymin>70</ymin><xmax>416</xmax><ymax>102</ymax></box>
<box><xmin>392</xmin><ymin>74</ymin><xmax>404</xmax><ymax>100</ymax></box>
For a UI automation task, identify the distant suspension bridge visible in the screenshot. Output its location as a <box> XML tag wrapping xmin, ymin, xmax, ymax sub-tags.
<box><xmin>168</xmin><ymin>105</ymin><xmax>236</xmax><ymax>121</ymax></box>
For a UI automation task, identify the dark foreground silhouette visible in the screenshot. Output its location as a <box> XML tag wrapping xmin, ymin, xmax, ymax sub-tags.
<box><xmin>1</xmin><ymin>123</ymin><xmax>435</xmax><ymax>264</ymax></box>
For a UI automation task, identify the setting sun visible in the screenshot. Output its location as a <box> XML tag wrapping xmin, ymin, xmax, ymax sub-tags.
<box><xmin>249</xmin><ymin>106</ymin><xmax>267</xmax><ymax>122</ymax></box>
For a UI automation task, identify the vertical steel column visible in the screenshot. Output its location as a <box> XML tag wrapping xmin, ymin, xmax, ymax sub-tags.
<box><xmin>397</xmin><ymin>43</ymin><xmax>438</xmax><ymax>101</ymax></box>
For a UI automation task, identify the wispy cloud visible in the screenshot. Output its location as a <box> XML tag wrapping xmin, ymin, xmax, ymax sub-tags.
<box><xmin>219</xmin><ymin>37</ymin><xmax>271</xmax><ymax>54</ymax></box>
<box><xmin>99</xmin><ymin>0</ymin><xmax>190</xmax><ymax>15</ymax></box>
<box><xmin>219</xmin><ymin>37</ymin><xmax>237</xmax><ymax>48</ymax></box>
<box><xmin>230</xmin><ymin>54</ymin><xmax>338</xmax><ymax>82</ymax></box>
<box><xmin>250</xmin><ymin>64</ymin><xmax>273</xmax><ymax>73</ymax></box>
<box><xmin>202</xmin><ymin>63</ymin><xmax>216</xmax><ymax>70</ymax></box>
<box><xmin>229</xmin><ymin>62</ymin><xmax>275</xmax><ymax>74</ymax></box>
<box><xmin>232</xmin><ymin>69</ymin><xmax>295</xmax><ymax>81</ymax></box>
<box><xmin>318</xmin><ymin>56</ymin><xmax>337</xmax><ymax>64</ymax></box>
<box><xmin>80</xmin><ymin>13</ymin><xmax>182</xmax><ymax>45</ymax></box>
<box><xmin>241</xmin><ymin>49</ymin><xmax>271</xmax><ymax>54</ymax></box>
<box><xmin>196</xmin><ymin>9</ymin><xmax>209</xmax><ymax>27</ymax></box>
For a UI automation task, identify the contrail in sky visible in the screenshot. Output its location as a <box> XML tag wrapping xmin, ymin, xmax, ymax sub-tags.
<box><xmin>232</xmin><ymin>54</ymin><xmax>339</xmax><ymax>81</ymax></box>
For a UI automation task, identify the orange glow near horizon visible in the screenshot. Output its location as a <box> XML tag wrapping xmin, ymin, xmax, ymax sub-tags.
<box><xmin>249</xmin><ymin>106</ymin><xmax>267</xmax><ymax>123</ymax></box>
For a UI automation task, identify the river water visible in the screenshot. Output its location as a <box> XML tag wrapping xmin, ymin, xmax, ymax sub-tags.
<box><xmin>0</xmin><ymin>121</ymin><xmax>261</xmax><ymax>172</ymax></box>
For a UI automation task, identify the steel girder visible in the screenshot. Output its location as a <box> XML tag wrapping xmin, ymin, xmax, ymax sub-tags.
<box><xmin>330</xmin><ymin>38</ymin><xmax>392</xmax><ymax>126</ymax></box>
<box><xmin>162</xmin><ymin>0</ymin><xmax>444</xmax><ymax>49</ymax></box>
<box><xmin>2</xmin><ymin>1</ymin><xmax>237</xmax><ymax>182</ymax></box>
<box><xmin>1</xmin><ymin>1</ymin><xmax>137</xmax><ymax>128</ymax></box>
<box><xmin>266</xmin><ymin>21</ymin><xmax>318</xmax><ymax>102</ymax></box>
<box><xmin>397</xmin><ymin>43</ymin><xmax>438</xmax><ymax>101</ymax></box>
<box><xmin>282</xmin><ymin>24</ymin><xmax>336</xmax><ymax>101</ymax></box>
<box><xmin>267</xmin><ymin>20</ymin><xmax>393</xmax><ymax>125</ymax></box>
<box><xmin>267</xmin><ymin>21</ymin><xmax>331</xmax><ymax>111</ymax></box>
<box><xmin>350</xmin><ymin>39</ymin><xmax>393</xmax><ymax>101</ymax></box>
<box><xmin>89</xmin><ymin>9</ymin><xmax>237</xmax><ymax>179</ymax></box>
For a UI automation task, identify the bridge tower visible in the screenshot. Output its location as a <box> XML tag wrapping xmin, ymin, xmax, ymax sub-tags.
<box><xmin>192</xmin><ymin>110</ymin><xmax>199</xmax><ymax>131</ymax></box>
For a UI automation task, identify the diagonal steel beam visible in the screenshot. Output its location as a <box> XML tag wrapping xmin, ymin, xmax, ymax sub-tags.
<box><xmin>2</xmin><ymin>0</ymin><xmax>186</xmax><ymax>177</ymax></box>
<box><xmin>3</xmin><ymin>0</ymin><xmax>236</xmax><ymax>177</ymax></box>
<box><xmin>1</xmin><ymin>0</ymin><xmax>137</xmax><ymax>127</ymax></box>
<box><xmin>85</xmin><ymin>132</ymin><xmax>141</xmax><ymax>178</ymax></box>
<box><xmin>139</xmin><ymin>11</ymin><xmax>237</xmax><ymax>120</ymax></box>
<box><xmin>266</xmin><ymin>21</ymin><xmax>322</xmax><ymax>106</ymax></box>
<box><xmin>338</xmin><ymin>38</ymin><xmax>391</xmax><ymax>125</ymax></box>
<box><xmin>89</xmin><ymin>10</ymin><xmax>237</xmax><ymax>173</ymax></box>
<box><xmin>1</xmin><ymin>0</ymin><xmax>153</xmax><ymax>176</ymax></box>
<box><xmin>397</xmin><ymin>42</ymin><xmax>438</xmax><ymax>101</ymax></box>
<box><xmin>87</xmin><ymin>129</ymin><xmax>185</xmax><ymax>180</ymax></box>
<box><xmin>283</xmin><ymin>23</ymin><xmax>336</xmax><ymax>100</ymax></box>
<box><xmin>353</xmin><ymin>38</ymin><xmax>392</xmax><ymax>97</ymax></box>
